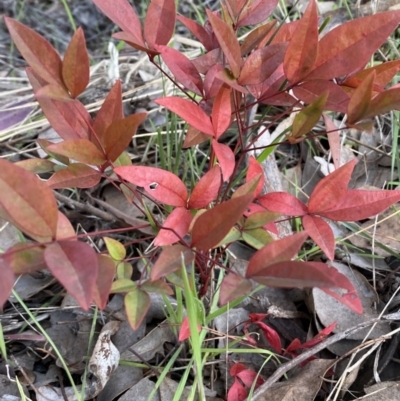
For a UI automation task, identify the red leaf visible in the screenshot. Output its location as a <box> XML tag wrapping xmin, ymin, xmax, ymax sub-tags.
<box><xmin>212</xmin><ymin>85</ymin><xmax>232</xmax><ymax>139</ymax></box>
<box><xmin>293</xmin><ymin>80</ymin><xmax>350</xmax><ymax>114</ymax></box>
<box><xmin>308</xmin><ymin>159</ymin><xmax>357</xmax><ymax>214</ymax></box>
<box><xmin>302</xmin><ymin>215</ymin><xmax>335</xmax><ymax>260</ymax></box>
<box><xmin>204</xmin><ymin>64</ymin><xmax>224</xmax><ymax>100</ymax></box>
<box><xmin>240</xmin><ymin>20</ymin><xmax>277</xmax><ymax>56</ymax></box>
<box><xmin>248</xmin><ymin>260</ymin><xmax>342</xmax><ymax>289</ymax></box>
<box><xmin>239</xmin><ymin>43</ymin><xmax>287</xmax><ymax>86</ymax></box>
<box><xmin>212</xmin><ymin>140</ymin><xmax>235</xmax><ymax>181</ymax></box>
<box><xmin>284</xmin><ymin>0</ymin><xmax>318</xmax><ymax>84</ymax></box>
<box><xmin>301</xmin><ymin>322</ymin><xmax>337</xmax><ymax>349</ymax></box>
<box><xmin>104</xmin><ymin>112</ymin><xmax>147</xmax><ymax>162</ymax></box>
<box><xmin>227</xmin><ymin>379</ymin><xmax>248</xmax><ymax>401</ymax></box>
<box><xmin>46</xmin><ymin>164</ymin><xmax>102</xmax><ymax>189</ymax></box>
<box><xmin>307</xmin><ymin>262</ymin><xmax>363</xmax><ymax>313</ymax></box>
<box><xmin>47</xmin><ymin>139</ymin><xmax>107</xmax><ymax>165</ymax></box>
<box><xmin>111</xmin><ymin>31</ymin><xmax>150</xmax><ymax>54</ymax></box>
<box><xmin>44</xmin><ymin>241</ymin><xmax>99</xmax><ymax>310</ymax></box>
<box><xmin>2</xmin><ymin>244</ymin><xmax>46</xmax><ymax>275</ymax></box>
<box><xmin>5</xmin><ymin>17</ymin><xmax>64</xmax><ymax>88</ymax></box>
<box><xmin>92</xmin><ymin>0</ymin><xmax>144</xmax><ymax>47</ymax></box>
<box><xmin>93</xmin><ymin>80</ymin><xmax>123</xmax><ymax>144</ymax></box>
<box><xmin>176</xmin><ymin>15</ymin><xmax>213</xmax><ymax>51</ymax></box>
<box><xmin>192</xmin><ymin>48</ymin><xmax>223</xmax><ymax>75</ymax></box>
<box><xmin>236</xmin><ymin>369</ymin><xmax>264</xmax><ymax>389</ymax></box>
<box><xmin>191</xmin><ymin>193</ymin><xmax>254</xmax><ymax>250</ymax></box>
<box><xmin>237</xmin><ymin>0</ymin><xmax>279</xmax><ymax>27</ymax></box>
<box><xmin>0</xmin><ymin>159</ymin><xmax>58</xmax><ymax>242</ymax></box>
<box><xmin>286</xmin><ymin>338</ymin><xmax>302</xmax><ymax>354</ymax></box>
<box><xmin>92</xmin><ymin>255</ymin><xmax>116</xmax><ymax>310</ymax></box>
<box><xmin>178</xmin><ymin>316</ymin><xmax>201</xmax><ymax>342</ymax></box>
<box><xmin>220</xmin><ymin>272</ymin><xmax>252</xmax><ymax>305</ymax></box>
<box><xmin>257</xmin><ymin>321</ymin><xmax>282</xmax><ymax>353</ymax></box>
<box><xmin>115</xmin><ymin>166</ymin><xmax>188</xmax><ymax>207</ymax></box>
<box><xmin>230</xmin><ymin>363</ymin><xmax>248</xmax><ymax>377</ymax></box>
<box><xmin>154</xmin><ymin>207</ymin><xmax>193</xmax><ymax>246</ymax></box>
<box><xmin>188</xmin><ymin>165</ymin><xmax>221</xmax><ymax>209</ymax></box>
<box><xmin>151</xmin><ymin>244</ymin><xmax>194</xmax><ymax>281</ymax></box>
<box><xmin>155</xmin><ymin>97</ymin><xmax>214</xmax><ymax>136</ymax></box>
<box><xmin>305</xmin><ymin>11</ymin><xmax>400</xmax><ymax>80</ymax></box>
<box><xmin>157</xmin><ymin>45</ymin><xmax>203</xmax><ymax>96</ymax></box>
<box><xmin>27</xmin><ymin>68</ymin><xmax>92</xmax><ymax>140</ymax></box>
<box><xmin>246</xmin><ymin>232</ymin><xmax>308</xmax><ymax>277</ymax></box>
<box><xmin>144</xmin><ymin>0</ymin><xmax>176</xmax><ymax>48</ymax></box>
<box><xmin>206</xmin><ymin>10</ymin><xmax>242</xmax><ymax>78</ymax></box>
<box><xmin>258</xmin><ymin>192</ymin><xmax>308</xmax><ymax>216</ymax></box>
<box><xmin>347</xmin><ymin>71</ymin><xmax>375</xmax><ymax>124</ymax></box>
<box><xmin>62</xmin><ymin>27</ymin><xmax>90</xmax><ymax>98</ymax></box>
<box><xmin>0</xmin><ymin>258</ymin><xmax>15</xmax><ymax>308</ymax></box>
<box><xmin>320</xmin><ymin>189</ymin><xmax>400</xmax><ymax>221</ymax></box>
<box><xmin>246</xmin><ymin>156</ymin><xmax>265</xmax><ymax>198</ymax></box>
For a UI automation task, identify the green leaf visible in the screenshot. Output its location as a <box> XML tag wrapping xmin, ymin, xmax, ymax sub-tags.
<box><xmin>125</xmin><ymin>288</ymin><xmax>151</xmax><ymax>330</ymax></box>
<box><xmin>104</xmin><ymin>237</ymin><xmax>126</xmax><ymax>261</ymax></box>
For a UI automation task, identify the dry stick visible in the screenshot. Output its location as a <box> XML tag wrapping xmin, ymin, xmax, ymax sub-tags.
<box><xmin>251</xmin><ymin>313</ymin><xmax>400</xmax><ymax>401</ymax></box>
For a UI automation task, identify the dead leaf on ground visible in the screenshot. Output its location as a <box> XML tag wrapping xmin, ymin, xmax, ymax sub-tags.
<box><xmin>255</xmin><ymin>359</ymin><xmax>333</xmax><ymax>401</ymax></box>
<box><xmin>363</xmin><ymin>381</ymin><xmax>400</xmax><ymax>400</ymax></box>
<box><xmin>312</xmin><ymin>262</ymin><xmax>390</xmax><ymax>344</ymax></box>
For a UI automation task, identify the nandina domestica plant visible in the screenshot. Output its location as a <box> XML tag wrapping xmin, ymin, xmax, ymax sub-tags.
<box><xmin>2</xmin><ymin>0</ymin><xmax>400</xmax><ymax>334</ymax></box>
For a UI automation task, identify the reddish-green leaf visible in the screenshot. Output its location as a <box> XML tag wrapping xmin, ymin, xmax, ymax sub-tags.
<box><xmin>111</xmin><ymin>278</ymin><xmax>137</xmax><ymax>293</ymax></box>
<box><xmin>244</xmin><ymin>210</ymin><xmax>280</xmax><ymax>230</ymax></box>
<box><xmin>176</xmin><ymin>15</ymin><xmax>213</xmax><ymax>51</ymax></box>
<box><xmin>293</xmin><ymin>80</ymin><xmax>350</xmax><ymax>113</ymax></box>
<box><xmin>27</xmin><ymin>68</ymin><xmax>91</xmax><ymax>140</ymax></box>
<box><xmin>158</xmin><ymin>45</ymin><xmax>203</xmax><ymax>96</ymax></box>
<box><xmin>246</xmin><ymin>156</ymin><xmax>264</xmax><ymax>197</ymax></box>
<box><xmin>141</xmin><ymin>279</ymin><xmax>174</xmax><ymax>295</ymax></box>
<box><xmin>220</xmin><ymin>272</ymin><xmax>252</xmax><ymax>305</ymax></box>
<box><xmin>365</xmin><ymin>87</ymin><xmax>400</xmax><ymax>119</ymax></box>
<box><xmin>284</xmin><ymin>0</ymin><xmax>318</xmax><ymax>84</ymax></box>
<box><xmin>44</xmin><ymin>241</ymin><xmax>98</xmax><ymax>310</ymax></box>
<box><xmin>206</xmin><ymin>10</ymin><xmax>242</xmax><ymax>78</ymax></box>
<box><xmin>212</xmin><ymin>140</ymin><xmax>235</xmax><ymax>181</ymax></box>
<box><xmin>189</xmin><ymin>165</ymin><xmax>221</xmax><ymax>209</ymax></box>
<box><xmin>237</xmin><ymin>0</ymin><xmax>279</xmax><ymax>27</ymax></box>
<box><xmin>0</xmin><ymin>159</ymin><xmax>58</xmax><ymax>242</ymax></box>
<box><xmin>92</xmin><ymin>0</ymin><xmax>144</xmax><ymax>47</ymax></box>
<box><xmin>56</xmin><ymin>211</ymin><xmax>76</xmax><ymax>240</ymax></box>
<box><xmin>15</xmin><ymin>159</ymin><xmax>56</xmax><ymax>174</ymax></box>
<box><xmin>239</xmin><ymin>43</ymin><xmax>287</xmax><ymax>86</ymax></box>
<box><xmin>249</xmin><ymin>260</ymin><xmax>340</xmax><ymax>289</ymax></box>
<box><xmin>302</xmin><ymin>215</ymin><xmax>335</xmax><ymax>260</ymax></box>
<box><xmin>144</xmin><ymin>0</ymin><xmax>176</xmax><ymax>48</ymax></box>
<box><xmin>246</xmin><ymin>232</ymin><xmax>308</xmax><ymax>277</ymax></box>
<box><xmin>47</xmin><ymin>139</ymin><xmax>106</xmax><ymax>165</ymax></box>
<box><xmin>305</xmin><ymin>11</ymin><xmax>400</xmax><ymax>80</ymax></box>
<box><xmin>115</xmin><ymin>165</ymin><xmax>188</xmax><ymax>207</ymax></box>
<box><xmin>0</xmin><ymin>258</ymin><xmax>14</xmax><ymax>308</ymax></box>
<box><xmin>191</xmin><ymin>193</ymin><xmax>253</xmax><ymax>250</ymax></box>
<box><xmin>93</xmin><ymin>254</ymin><xmax>116</xmax><ymax>310</ymax></box>
<box><xmin>320</xmin><ymin>189</ymin><xmax>400</xmax><ymax>221</ymax></box>
<box><xmin>104</xmin><ymin>112</ymin><xmax>147</xmax><ymax>162</ymax></box>
<box><xmin>258</xmin><ymin>192</ymin><xmax>308</xmax><ymax>216</ymax></box>
<box><xmin>2</xmin><ymin>244</ymin><xmax>46</xmax><ymax>275</ymax></box>
<box><xmin>125</xmin><ymin>288</ymin><xmax>151</xmax><ymax>330</ymax></box>
<box><xmin>35</xmin><ymin>84</ymin><xmax>72</xmax><ymax>101</ymax></box>
<box><xmin>290</xmin><ymin>92</ymin><xmax>328</xmax><ymax>143</ymax></box>
<box><xmin>93</xmin><ymin>80</ymin><xmax>123</xmax><ymax>145</ymax></box>
<box><xmin>347</xmin><ymin>71</ymin><xmax>375</xmax><ymax>124</ymax></box>
<box><xmin>62</xmin><ymin>27</ymin><xmax>90</xmax><ymax>98</ymax></box>
<box><xmin>240</xmin><ymin>20</ymin><xmax>277</xmax><ymax>56</ymax></box>
<box><xmin>183</xmin><ymin>125</ymin><xmax>211</xmax><ymax>148</ymax></box>
<box><xmin>151</xmin><ymin>244</ymin><xmax>194</xmax><ymax>281</ymax></box>
<box><xmin>307</xmin><ymin>262</ymin><xmax>363</xmax><ymax>313</ymax></box>
<box><xmin>5</xmin><ymin>17</ymin><xmax>64</xmax><ymax>87</ymax></box>
<box><xmin>46</xmin><ymin>163</ymin><xmax>102</xmax><ymax>189</ymax></box>
<box><xmin>155</xmin><ymin>97</ymin><xmax>214</xmax><ymax>136</ymax></box>
<box><xmin>154</xmin><ymin>207</ymin><xmax>192</xmax><ymax>246</ymax></box>
<box><xmin>308</xmin><ymin>159</ymin><xmax>357</xmax><ymax>214</ymax></box>
<box><xmin>212</xmin><ymin>85</ymin><xmax>231</xmax><ymax>138</ymax></box>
